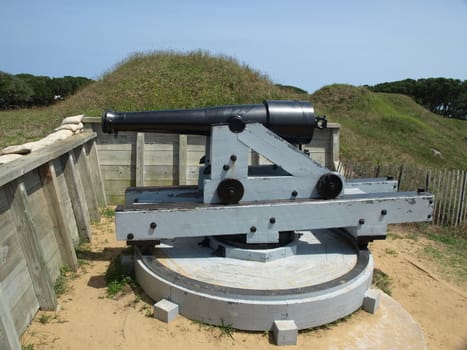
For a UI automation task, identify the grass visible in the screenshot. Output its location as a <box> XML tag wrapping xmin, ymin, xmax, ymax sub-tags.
<box><xmin>384</xmin><ymin>248</ymin><xmax>398</xmax><ymax>257</ymax></box>
<box><xmin>0</xmin><ymin>51</ymin><xmax>306</xmax><ymax>149</ymax></box>
<box><xmin>219</xmin><ymin>319</ymin><xmax>235</xmax><ymax>339</ymax></box>
<box><xmin>311</xmin><ymin>84</ymin><xmax>467</xmax><ymax>169</ymax></box>
<box><xmin>388</xmin><ymin>223</ymin><xmax>467</xmax><ymax>285</ymax></box>
<box><xmin>372</xmin><ymin>268</ymin><xmax>393</xmax><ymax>295</ymax></box>
<box><xmin>104</xmin><ymin>255</ymin><xmax>134</xmax><ymax>298</ymax></box>
<box><xmin>100</xmin><ymin>206</ymin><xmax>115</xmax><ymax>218</ymax></box>
<box><xmin>1</xmin><ymin>52</ymin><xmax>465</xmax><ymax>170</ymax></box>
<box><xmin>421</xmin><ymin>224</ymin><xmax>467</xmax><ymax>283</ymax></box>
<box><xmin>54</xmin><ymin>265</ymin><xmax>71</xmax><ymax>296</ymax></box>
<box><xmin>38</xmin><ymin>314</ymin><xmax>52</xmax><ymax>325</ymax></box>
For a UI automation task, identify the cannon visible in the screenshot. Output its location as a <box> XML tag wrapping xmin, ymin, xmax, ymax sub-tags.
<box><xmin>102</xmin><ymin>100</ymin><xmax>327</xmax><ymax>144</ymax></box>
<box><xmin>103</xmin><ymin>100</ymin><xmax>434</xmax><ymax>336</ymax></box>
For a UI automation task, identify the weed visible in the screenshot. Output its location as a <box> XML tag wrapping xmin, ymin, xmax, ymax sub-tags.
<box><xmin>106</xmin><ymin>276</ymin><xmax>132</xmax><ymax>298</ymax></box>
<box><xmin>38</xmin><ymin>314</ymin><xmax>51</xmax><ymax>324</ymax></box>
<box><xmin>22</xmin><ymin>345</ymin><xmax>34</xmax><ymax>350</ymax></box>
<box><xmin>384</xmin><ymin>248</ymin><xmax>398</xmax><ymax>257</ymax></box>
<box><xmin>372</xmin><ymin>268</ymin><xmax>392</xmax><ymax>295</ymax></box>
<box><xmin>218</xmin><ymin>319</ymin><xmax>234</xmax><ymax>339</ymax></box>
<box><xmin>423</xmin><ymin>244</ymin><xmax>443</xmax><ymax>260</ymax></box>
<box><xmin>387</xmin><ymin>233</ymin><xmax>403</xmax><ymax>240</ymax></box>
<box><xmin>104</xmin><ymin>253</ymin><xmax>138</xmax><ymax>299</ymax></box>
<box><xmin>406</xmin><ymin>232</ymin><xmax>419</xmax><ymax>241</ymax></box>
<box><xmin>77</xmin><ymin>258</ymin><xmax>90</xmax><ymax>268</ymax></box>
<box><xmin>100</xmin><ymin>207</ymin><xmax>115</xmax><ymax>218</ymax></box>
<box><xmin>54</xmin><ymin>265</ymin><xmax>71</xmax><ymax>296</ymax></box>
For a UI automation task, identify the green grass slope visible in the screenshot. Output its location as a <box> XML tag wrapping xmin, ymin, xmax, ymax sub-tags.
<box><xmin>311</xmin><ymin>84</ymin><xmax>467</xmax><ymax>169</ymax></box>
<box><xmin>0</xmin><ymin>51</ymin><xmax>306</xmax><ymax>147</ymax></box>
<box><xmin>0</xmin><ymin>53</ymin><xmax>465</xmax><ymax>170</ymax></box>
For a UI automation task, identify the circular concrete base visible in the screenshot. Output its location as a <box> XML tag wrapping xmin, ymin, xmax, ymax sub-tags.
<box><xmin>135</xmin><ymin>229</ymin><xmax>374</xmax><ymax>331</ymax></box>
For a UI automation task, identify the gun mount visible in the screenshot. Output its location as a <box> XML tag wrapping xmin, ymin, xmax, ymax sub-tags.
<box><xmin>103</xmin><ymin>100</ymin><xmax>434</xmax><ymax>339</ymax></box>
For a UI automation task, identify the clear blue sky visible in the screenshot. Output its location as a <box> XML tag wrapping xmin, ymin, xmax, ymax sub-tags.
<box><xmin>1</xmin><ymin>0</ymin><xmax>466</xmax><ymax>93</ymax></box>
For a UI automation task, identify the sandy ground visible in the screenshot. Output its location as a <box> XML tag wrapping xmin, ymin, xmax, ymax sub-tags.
<box><xmin>22</xmin><ymin>219</ymin><xmax>467</xmax><ymax>350</ymax></box>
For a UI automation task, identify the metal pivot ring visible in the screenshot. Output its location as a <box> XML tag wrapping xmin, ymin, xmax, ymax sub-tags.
<box><xmin>317</xmin><ymin>173</ymin><xmax>343</xmax><ymax>199</ymax></box>
<box><xmin>217</xmin><ymin>179</ymin><xmax>244</xmax><ymax>204</ymax></box>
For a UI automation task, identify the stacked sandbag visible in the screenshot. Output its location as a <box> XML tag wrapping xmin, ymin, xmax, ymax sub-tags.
<box><xmin>0</xmin><ymin>114</ymin><xmax>85</xmax><ymax>164</ymax></box>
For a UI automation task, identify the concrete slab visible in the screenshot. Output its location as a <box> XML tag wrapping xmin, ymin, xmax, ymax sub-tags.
<box><xmin>301</xmin><ymin>292</ymin><xmax>428</xmax><ymax>350</ymax></box>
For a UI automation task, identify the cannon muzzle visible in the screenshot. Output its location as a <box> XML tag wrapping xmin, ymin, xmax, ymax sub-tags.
<box><xmin>102</xmin><ymin>100</ymin><xmax>326</xmax><ymax>144</ymax></box>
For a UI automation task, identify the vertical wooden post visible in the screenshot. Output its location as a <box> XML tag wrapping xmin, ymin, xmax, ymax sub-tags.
<box><xmin>178</xmin><ymin>135</ymin><xmax>187</xmax><ymax>185</ymax></box>
<box><xmin>74</xmin><ymin>146</ymin><xmax>100</xmax><ymax>222</ymax></box>
<box><xmin>136</xmin><ymin>132</ymin><xmax>145</xmax><ymax>186</ymax></box>
<box><xmin>86</xmin><ymin>140</ymin><xmax>107</xmax><ymax>208</ymax></box>
<box><xmin>5</xmin><ymin>181</ymin><xmax>57</xmax><ymax>311</ymax></box>
<box><xmin>330</xmin><ymin>126</ymin><xmax>340</xmax><ymax>170</ymax></box>
<box><xmin>0</xmin><ymin>283</ymin><xmax>21</xmax><ymax>350</ymax></box>
<box><xmin>397</xmin><ymin>165</ymin><xmax>405</xmax><ymax>191</ymax></box>
<box><xmin>459</xmin><ymin>171</ymin><xmax>467</xmax><ymax>224</ymax></box>
<box><xmin>62</xmin><ymin>152</ymin><xmax>92</xmax><ymax>241</ymax></box>
<box><xmin>39</xmin><ymin>162</ymin><xmax>79</xmax><ymax>271</ymax></box>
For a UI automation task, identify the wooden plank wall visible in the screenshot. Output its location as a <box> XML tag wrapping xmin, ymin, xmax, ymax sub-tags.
<box><xmin>85</xmin><ymin>118</ymin><xmax>340</xmax><ymax>204</ymax></box>
<box><xmin>0</xmin><ymin>132</ymin><xmax>106</xmax><ymax>350</ymax></box>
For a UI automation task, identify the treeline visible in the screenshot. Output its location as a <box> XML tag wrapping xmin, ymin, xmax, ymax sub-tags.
<box><xmin>0</xmin><ymin>72</ymin><xmax>93</xmax><ymax>109</ymax></box>
<box><xmin>369</xmin><ymin>78</ymin><xmax>467</xmax><ymax>119</ymax></box>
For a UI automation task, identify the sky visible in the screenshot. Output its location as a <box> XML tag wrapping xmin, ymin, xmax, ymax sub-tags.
<box><xmin>1</xmin><ymin>0</ymin><xmax>467</xmax><ymax>93</ymax></box>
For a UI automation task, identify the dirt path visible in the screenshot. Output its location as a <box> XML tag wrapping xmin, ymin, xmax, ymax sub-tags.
<box><xmin>22</xmin><ymin>219</ymin><xmax>467</xmax><ymax>349</ymax></box>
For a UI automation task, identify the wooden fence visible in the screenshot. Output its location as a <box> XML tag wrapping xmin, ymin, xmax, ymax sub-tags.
<box><xmin>84</xmin><ymin>118</ymin><xmax>341</xmax><ymax>204</ymax></box>
<box><xmin>0</xmin><ymin>132</ymin><xmax>106</xmax><ymax>350</ymax></box>
<box><xmin>338</xmin><ymin>160</ymin><xmax>467</xmax><ymax>227</ymax></box>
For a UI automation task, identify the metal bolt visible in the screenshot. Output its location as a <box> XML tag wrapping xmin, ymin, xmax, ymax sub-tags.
<box><xmin>269</xmin><ymin>217</ymin><xmax>276</xmax><ymax>224</ymax></box>
<box><xmin>291</xmin><ymin>190</ymin><xmax>298</xmax><ymax>197</ymax></box>
<box><xmin>230</xmin><ymin>154</ymin><xmax>237</xmax><ymax>162</ymax></box>
<box><xmin>381</xmin><ymin>209</ymin><xmax>387</xmax><ymax>216</ymax></box>
<box><xmin>127</xmin><ymin>233</ymin><xmax>134</xmax><ymax>240</ymax></box>
<box><xmin>150</xmin><ymin>222</ymin><xmax>157</xmax><ymax>229</ymax></box>
<box><xmin>359</xmin><ymin>219</ymin><xmax>365</xmax><ymax>225</ymax></box>
<box><xmin>223</xmin><ymin>164</ymin><xmax>230</xmax><ymax>171</ymax></box>
<box><xmin>250</xmin><ymin>226</ymin><xmax>257</xmax><ymax>232</ymax></box>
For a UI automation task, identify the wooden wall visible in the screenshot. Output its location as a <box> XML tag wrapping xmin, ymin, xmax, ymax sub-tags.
<box><xmin>0</xmin><ymin>132</ymin><xmax>106</xmax><ymax>350</ymax></box>
<box><xmin>85</xmin><ymin>118</ymin><xmax>340</xmax><ymax>204</ymax></box>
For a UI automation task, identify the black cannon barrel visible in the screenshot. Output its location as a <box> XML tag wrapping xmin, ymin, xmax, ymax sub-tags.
<box><xmin>102</xmin><ymin>100</ymin><xmax>325</xmax><ymax>144</ymax></box>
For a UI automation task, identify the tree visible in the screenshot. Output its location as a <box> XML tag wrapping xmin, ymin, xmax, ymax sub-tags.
<box><xmin>370</xmin><ymin>78</ymin><xmax>467</xmax><ymax>120</ymax></box>
<box><xmin>0</xmin><ymin>71</ymin><xmax>34</xmax><ymax>109</ymax></box>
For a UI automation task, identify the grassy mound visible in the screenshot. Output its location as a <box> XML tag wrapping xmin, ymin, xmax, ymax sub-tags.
<box><xmin>311</xmin><ymin>84</ymin><xmax>467</xmax><ymax>169</ymax></box>
<box><xmin>0</xmin><ymin>51</ymin><xmax>307</xmax><ymax>148</ymax></box>
<box><xmin>55</xmin><ymin>51</ymin><xmax>307</xmax><ymax>116</ymax></box>
<box><xmin>1</xmin><ymin>52</ymin><xmax>465</xmax><ymax>170</ymax></box>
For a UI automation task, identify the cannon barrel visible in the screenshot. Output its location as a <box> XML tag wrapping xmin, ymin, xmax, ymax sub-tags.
<box><xmin>102</xmin><ymin>100</ymin><xmax>325</xmax><ymax>144</ymax></box>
